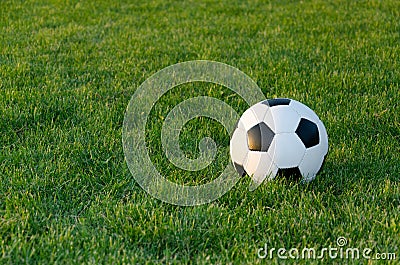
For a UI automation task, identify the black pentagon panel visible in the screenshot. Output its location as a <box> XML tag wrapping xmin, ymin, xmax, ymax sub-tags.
<box><xmin>247</xmin><ymin>123</ymin><xmax>275</xmax><ymax>152</ymax></box>
<box><xmin>259</xmin><ymin>122</ymin><xmax>275</xmax><ymax>151</ymax></box>
<box><xmin>262</xmin><ymin>98</ymin><xmax>291</xmax><ymax>107</ymax></box>
<box><xmin>295</xmin><ymin>118</ymin><xmax>319</xmax><ymax>148</ymax></box>
<box><xmin>234</xmin><ymin>162</ymin><xmax>247</xmax><ymax>177</ymax></box>
<box><xmin>247</xmin><ymin>124</ymin><xmax>262</xmax><ymax>151</ymax></box>
<box><xmin>277</xmin><ymin>167</ymin><xmax>302</xmax><ymax>181</ymax></box>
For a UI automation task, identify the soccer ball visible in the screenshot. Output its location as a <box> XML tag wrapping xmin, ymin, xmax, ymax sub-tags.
<box><xmin>230</xmin><ymin>98</ymin><xmax>328</xmax><ymax>188</ymax></box>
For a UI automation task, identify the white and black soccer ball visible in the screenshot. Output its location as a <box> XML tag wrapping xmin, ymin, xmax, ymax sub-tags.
<box><xmin>230</xmin><ymin>98</ymin><xmax>328</xmax><ymax>188</ymax></box>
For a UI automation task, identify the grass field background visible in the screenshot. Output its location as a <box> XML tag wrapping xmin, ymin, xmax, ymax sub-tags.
<box><xmin>1</xmin><ymin>0</ymin><xmax>399</xmax><ymax>263</ymax></box>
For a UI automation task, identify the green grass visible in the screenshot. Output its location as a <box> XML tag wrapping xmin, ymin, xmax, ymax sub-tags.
<box><xmin>1</xmin><ymin>0</ymin><xmax>399</xmax><ymax>264</ymax></box>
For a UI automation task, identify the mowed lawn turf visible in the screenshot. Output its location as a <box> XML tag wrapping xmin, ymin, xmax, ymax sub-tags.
<box><xmin>1</xmin><ymin>0</ymin><xmax>399</xmax><ymax>264</ymax></box>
